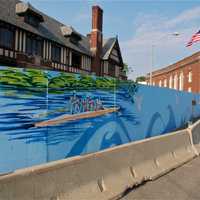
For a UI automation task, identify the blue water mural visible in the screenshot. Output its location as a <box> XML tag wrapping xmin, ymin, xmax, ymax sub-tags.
<box><xmin>0</xmin><ymin>66</ymin><xmax>200</xmax><ymax>174</ymax></box>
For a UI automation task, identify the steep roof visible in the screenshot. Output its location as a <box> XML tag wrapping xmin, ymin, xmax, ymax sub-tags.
<box><xmin>102</xmin><ymin>37</ymin><xmax>124</xmax><ymax>66</ymax></box>
<box><xmin>0</xmin><ymin>0</ymin><xmax>92</xmax><ymax>56</ymax></box>
<box><xmin>102</xmin><ymin>37</ymin><xmax>117</xmax><ymax>60</ymax></box>
<box><xmin>0</xmin><ymin>0</ymin><xmax>120</xmax><ymax>59</ymax></box>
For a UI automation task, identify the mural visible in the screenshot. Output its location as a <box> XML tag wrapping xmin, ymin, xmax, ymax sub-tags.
<box><xmin>0</xmin><ymin>65</ymin><xmax>200</xmax><ymax>174</ymax></box>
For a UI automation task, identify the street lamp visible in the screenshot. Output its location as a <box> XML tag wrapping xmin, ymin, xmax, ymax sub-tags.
<box><xmin>172</xmin><ymin>32</ymin><xmax>180</xmax><ymax>36</ymax></box>
<box><xmin>149</xmin><ymin>32</ymin><xmax>180</xmax><ymax>85</ymax></box>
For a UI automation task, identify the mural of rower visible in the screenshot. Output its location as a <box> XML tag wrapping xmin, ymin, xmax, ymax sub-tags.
<box><xmin>69</xmin><ymin>93</ymin><xmax>104</xmax><ymax>114</ymax></box>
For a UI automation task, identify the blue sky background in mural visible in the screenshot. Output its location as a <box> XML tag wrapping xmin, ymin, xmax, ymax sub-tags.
<box><xmin>0</xmin><ymin>66</ymin><xmax>200</xmax><ymax>174</ymax></box>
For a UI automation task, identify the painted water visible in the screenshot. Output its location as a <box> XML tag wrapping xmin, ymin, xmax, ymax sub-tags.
<box><xmin>0</xmin><ymin>66</ymin><xmax>200</xmax><ymax>174</ymax></box>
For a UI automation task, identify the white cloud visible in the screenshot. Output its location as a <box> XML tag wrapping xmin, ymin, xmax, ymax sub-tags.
<box><xmin>120</xmin><ymin>6</ymin><xmax>200</xmax><ymax>80</ymax></box>
<box><xmin>166</xmin><ymin>6</ymin><xmax>200</xmax><ymax>28</ymax></box>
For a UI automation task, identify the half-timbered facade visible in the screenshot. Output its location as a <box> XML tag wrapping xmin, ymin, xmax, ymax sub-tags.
<box><xmin>0</xmin><ymin>0</ymin><xmax>126</xmax><ymax>79</ymax></box>
<box><xmin>102</xmin><ymin>38</ymin><xmax>125</xmax><ymax>78</ymax></box>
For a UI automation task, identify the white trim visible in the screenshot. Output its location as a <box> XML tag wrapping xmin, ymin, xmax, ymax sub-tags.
<box><xmin>19</xmin><ymin>30</ymin><xmax>22</xmax><ymax>51</ymax></box>
<box><xmin>15</xmin><ymin>29</ymin><xmax>18</xmax><ymax>51</ymax></box>
<box><xmin>22</xmin><ymin>32</ymin><xmax>26</xmax><ymax>53</ymax></box>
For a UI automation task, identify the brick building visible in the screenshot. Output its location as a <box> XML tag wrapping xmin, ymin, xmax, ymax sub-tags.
<box><xmin>146</xmin><ymin>51</ymin><xmax>200</xmax><ymax>93</ymax></box>
<box><xmin>0</xmin><ymin>0</ymin><xmax>126</xmax><ymax>79</ymax></box>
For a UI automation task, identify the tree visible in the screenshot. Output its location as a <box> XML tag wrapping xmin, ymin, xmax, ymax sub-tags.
<box><xmin>123</xmin><ymin>63</ymin><xmax>128</xmax><ymax>74</ymax></box>
<box><xmin>136</xmin><ymin>76</ymin><xmax>146</xmax><ymax>82</ymax></box>
<box><xmin>123</xmin><ymin>63</ymin><xmax>133</xmax><ymax>74</ymax></box>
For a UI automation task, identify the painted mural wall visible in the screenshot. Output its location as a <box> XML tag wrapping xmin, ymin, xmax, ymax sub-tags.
<box><xmin>0</xmin><ymin>65</ymin><xmax>200</xmax><ymax>174</ymax></box>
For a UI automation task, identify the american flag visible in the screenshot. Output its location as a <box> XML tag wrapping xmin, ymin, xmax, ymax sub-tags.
<box><xmin>186</xmin><ymin>30</ymin><xmax>200</xmax><ymax>47</ymax></box>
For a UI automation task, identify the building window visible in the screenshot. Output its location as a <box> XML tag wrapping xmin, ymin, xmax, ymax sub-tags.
<box><xmin>159</xmin><ymin>80</ymin><xmax>162</xmax><ymax>87</ymax></box>
<box><xmin>188</xmin><ymin>71</ymin><xmax>192</xmax><ymax>83</ymax></box>
<box><xmin>174</xmin><ymin>74</ymin><xmax>178</xmax><ymax>90</ymax></box>
<box><xmin>66</xmin><ymin>49</ymin><xmax>70</xmax><ymax>65</ymax></box>
<box><xmin>179</xmin><ymin>72</ymin><xmax>184</xmax><ymax>91</ymax></box>
<box><xmin>51</xmin><ymin>44</ymin><xmax>61</xmax><ymax>63</ymax></box>
<box><xmin>0</xmin><ymin>27</ymin><xmax>14</xmax><ymax>49</ymax></box>
<box><xmin>108</xmin><ymin>63</ymin><xmax>116</xmax><ymax>77</ymax></box>
<box><xmin>103</xmin><ymin>61</ymin><xmax>108</xmax><ymax>74</ymax></box>
<box><xmin>169</xmin><ymin>76</ymin><xmax>173</xmax><ymax>88</ymax></box>
<box><xmin>72</xmin><ymin>51</ymin><xmax>82</xmax><ymax>68</ymax></box>
<box><xmin>26</xmin><ymin>35</ymin><xmax>43</xmax><ymax>56</ymax></box>
<box><xmin>188</xmin><ymin>87</ymin><xmax>192</xmax><ymax>93</ymax></box>
<box><xmin>115</xmin><ymin>66</ymin><xmax>120</xmax><ymax>77</ymax></box>
<box><xmin>164</xmin><ymin>79</ymin><xmax>167</xmax><ymax>87</ymax></box>
<box><xmin>25</xmin><ymin>15</ymin><xmax>40</xmax><ymax>27</ymax></box>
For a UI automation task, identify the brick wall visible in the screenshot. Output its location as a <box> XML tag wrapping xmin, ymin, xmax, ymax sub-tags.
<box><xmin>147</xmin><ymin>52</ymin><xmax>200</xmax><ymax>93</ymax></box>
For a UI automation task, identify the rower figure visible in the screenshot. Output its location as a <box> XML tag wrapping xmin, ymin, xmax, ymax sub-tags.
<box><xmin>96</xmin><ymin>98</ymin><xmax>103</xmax><ymax>110</ymax></box>
<box><xmin>69</xmin><ymin>94</ymin><xmax>104</xmax><ymax>114</ymax></box>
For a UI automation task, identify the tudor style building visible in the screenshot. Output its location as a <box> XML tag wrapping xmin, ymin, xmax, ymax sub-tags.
<box><xmin>146</xmin><ymin>51</ymin><xmax>200</xmax><ymax>93</ymax></box>
<box><xmin>0</xmin><ymin>0</ymin><xmax>126</xmax><ymax>79</ymax></box>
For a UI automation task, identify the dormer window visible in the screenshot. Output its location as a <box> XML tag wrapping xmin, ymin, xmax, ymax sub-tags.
<box><xmin>16</xmin><ymin>2</ymin><xmax>44</xmax><ymax>27</ymax></box>
<box><xmin>60</xmin><ymin>26</ymin><xmax>82</xmax><ymax>44</ymax></box>
<box><xmin>24</xmin><ymin>14</ymin><xmax>41</xmax><ymax>27</ymax></box>
<box><xmin>70</xmin><ymin>34</ymin><xmax>81</xmax><ymax>44</ymax></box>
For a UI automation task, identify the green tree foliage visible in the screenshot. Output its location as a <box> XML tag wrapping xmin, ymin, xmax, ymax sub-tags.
<box><xmin>136</xmin><ymin>76</ymin><xmax>146</xmax><ymax>82</ymax></box>
<box><xmin>123</xmin><ymin>63</ymin><xmax>129</xmax><ymax>74</ymax></box>
<box><xmin>0</xmin><ymin>67</ymin><xmax>123</xmax><ymax>90</ymax></box>
<box><xmin>0</xmin><ymin>68</ymin><xmax>31</xmax><ymax>87</ymax></box>
<box><xmin>48</xmin><ymin>73</ymin><xmax>77</xmax><ymax>89</ymax></box>
<box><xmin>26</xmin><ymin>69</ymin><xmax>48</xmax><ymax>87</ymax></box>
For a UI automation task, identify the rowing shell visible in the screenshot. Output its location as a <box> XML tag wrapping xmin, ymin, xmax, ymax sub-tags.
<box><xmin>34</xmin><ymin>107</ymin><xmax>119</xmax><ymax>127</ymax></box>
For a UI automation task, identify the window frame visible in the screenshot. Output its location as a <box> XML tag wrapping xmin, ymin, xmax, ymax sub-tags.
<box><xmin>188</xmin><ymin>71</ymin><xmax>192</xmax><ymax>83</ymax></box>
<box><xmin>169</xmin><ymin>76</ymin><xmax>173</xmax><ymax>88</ymax></box>
<box><xmin>164</xmin><ymin>79</ymin><xmax>167</xmax><ymax>87</ymax></box>
<box><xmin>159</xmin><ymin>80</ymin><xmax>162</xmax><ymax>87</ymax></box>
<box><xmin>179</xmin><ymin>72</ymin><xmax>184</xmax><ymax>91</ymax></box>
<box><xmin>26</xmin><ymin>34</ymin><xmax>43</xmax><ymax>57</ymax></box>
<box><xmin>108</xmin><ymin>62</ymin><xmax>116</xmax><ymax>77</ymax></box>
<box><xmin>51</xmin><ymin>44</ymin><xmax>61</xmax><ymax>63</ymax></box>
<box><xmin>174</xmin><ymin>74</ymin><xmax>178</xmax><ymax>89</ymax></box>
<box><xmin>0</xmin><ymin>25</ymin><xmax>15</xmax><ymax>50</ymax></box>
<box><xmin>24</xmin><ymin>14</ymin><xmax>40</xmax><ymax>28</ymax></box>
<box><xmin>71</xmin><ymin>51</ymin><xmax>82</xmax><ymax>68</ymax></box>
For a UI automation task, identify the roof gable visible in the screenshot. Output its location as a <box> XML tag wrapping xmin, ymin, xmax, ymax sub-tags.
<box><xmin>102</xmin><ymin>37</ymin><xmax>116</xmax><ymax>60</ymax></box>
<box><xmin>102</xmin><ymin>37</ymin><xmax>123</xmax><ymax>66</ymax></box>
<box><xmin>16</xmin><ymin>2</ymin><xmax>44</xmax><ymax>23</ymax></box>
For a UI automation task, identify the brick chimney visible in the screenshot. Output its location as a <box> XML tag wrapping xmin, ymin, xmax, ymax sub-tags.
<box><xmin>90</xmin><ymin>5</ymin><xmax>103</xmax><ymax>76</ymax></box>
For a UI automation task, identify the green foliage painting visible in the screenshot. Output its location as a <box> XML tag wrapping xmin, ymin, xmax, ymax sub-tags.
<box><xmin>0</xmin><ymin>67</ymin><xmax>123</xmax><ymax>90</ymax></box>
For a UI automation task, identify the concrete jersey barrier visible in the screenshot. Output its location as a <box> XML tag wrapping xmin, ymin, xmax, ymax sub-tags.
<box><xmin>188</xmin><ymin>119</ymin><xmax>200</xmax><ymax>154</ymax></box>
<box><xmin>0</xmin><ymin>129</ymin><xmax>196</xmax><ymax>200</ymax></box>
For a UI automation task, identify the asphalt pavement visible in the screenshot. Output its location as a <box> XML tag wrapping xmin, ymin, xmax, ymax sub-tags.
<box><xmin>120</xmin><ymin>157</ymin><xmax>200</xmax><ymax>200</ymax></box>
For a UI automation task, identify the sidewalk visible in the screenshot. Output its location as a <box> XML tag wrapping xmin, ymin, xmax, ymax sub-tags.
<box><xmin>120</xmin><ymin>157</ymin><xmax>200</xmax><ymax>200</ymax></box>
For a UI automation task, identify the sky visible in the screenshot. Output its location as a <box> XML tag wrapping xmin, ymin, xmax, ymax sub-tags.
<box><xmin>25</xmin><ymin>0</ymin><xmax>200</xmax><ymax>80</ymax></box>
